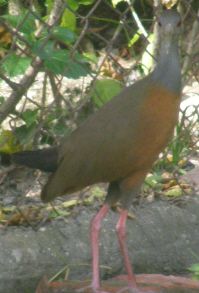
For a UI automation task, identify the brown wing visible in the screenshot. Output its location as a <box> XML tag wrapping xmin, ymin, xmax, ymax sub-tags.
<box><xmin>41</xmin><ymin>76</ymin><xmax>180</xmax><ymax>202</ymax></box>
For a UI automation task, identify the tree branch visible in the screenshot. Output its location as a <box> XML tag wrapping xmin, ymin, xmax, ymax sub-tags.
<box><xmin>0</xmin><ymin>0</ymin><xmax>66</xmax><ymax>124</ymax></box>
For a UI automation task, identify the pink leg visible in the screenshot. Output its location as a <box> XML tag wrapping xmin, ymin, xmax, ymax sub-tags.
<box><xmin>91</xmin><ymin>203</ymin><xmax>110</xmax><ymax>291</ymax></box>
<box><xmin>116</xmin><ymin>209</ymin><xmax>137</xmax><ymax>290</ymax></box>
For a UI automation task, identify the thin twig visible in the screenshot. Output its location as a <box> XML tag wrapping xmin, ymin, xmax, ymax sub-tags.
<box><xmin>71</xmin><ymin>19</ymin><xmax>89</xmax><ymax>57</ymax></box>
<box><xmin>81</xmin><ymin>0</ymin><xmax>103</xmax><ymax>21</ymax></box>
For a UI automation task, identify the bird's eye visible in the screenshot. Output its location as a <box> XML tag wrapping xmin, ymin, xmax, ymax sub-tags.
<box><xmin>158</xmin><ymin>21</ymin><xmax>162</xmax><ymax>26</ymax></box>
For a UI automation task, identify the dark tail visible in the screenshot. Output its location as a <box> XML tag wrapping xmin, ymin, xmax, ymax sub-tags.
<box><xmin>9</xmin><ymin>147</ymin><xmax>58</xmax><ymax>172</ymax></box>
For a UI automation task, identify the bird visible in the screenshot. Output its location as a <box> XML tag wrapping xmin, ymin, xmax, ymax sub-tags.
<box><xmin>8</xmin><ymin>8</ymin><xmax>181</xmax><ymax>293</ymax></box>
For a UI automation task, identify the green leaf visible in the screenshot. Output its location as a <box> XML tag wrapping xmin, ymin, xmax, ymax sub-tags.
<box><xmin>61</xmin><ymin>8</ymin><xmax>76</xmax><ymax>32</ymax></box>
<box><xmin>43</xmin><ymin>49</ymin><xmax>90</xmax><ymax>78</ymax></box>
<box><xmin>144</xmin><ymin>173</ymin><xmax>163</xmax><ymax>192</ymax></box>
<box><xmin>53</xmin><ymin>122</ymin><xmax>69</xmax><ymax>136</ymax></box>
<box><xmin>45</xmin><ymin>0</ymin><xmax>53</xmax><ymax>14</ymax></box>
<box><xmin>52</xmin><ymin>27</ymin><xmax>76</xmax><ymax>44</ymax></box>
<box><xmin>188</xmin><ymin>263</ymin><xmax>199</xmax><ymax>279</ymax></box>
<box><xmin>21</xmin><ymin>109</ymin><xmax>38</xmax><ymax>127</ymax></box>
<box><xmin>0</xmin><ymin>130</ymin><xmax>21</xmax><ymax>153</ymax></box>
<box><xmin>35</xmin><ymin>41</ymin><xmax>90</xmax><ymax>78</ymax></box>
<box><xmin>128</xmin><ymin>30</ymin><xmax>141</xmax><ymax>47</ymax></box>
<box><xmin>0</xmin><ymin>0</ymin><xmax>7</xmax><ymax>6</ymax></box>
<box><xmin>2</xmin><ymin>54</ymin><xmax>31</xmax><ymax>77</ymax></box>
<box><xmin>78</xmin><ymin>0</ymin><xmax>95</xmax><ymax>4</ymax></box>
<box><xmin>15</xmin><ymin>124</ymin><xmax>37</xmax><ymax>145</ymax></box>
<box><xmin>189</xmin><ymin>264</ymin><xmax>199</xmax><ymax>273</ymax></box>
<box><xmin>83</xmin><ymin>52</ymin><xmax>98</xmax><ymax>64</ymax></box>
<box><xmin>33</xmin><ymin>40</ymin><xmax>54</xmax><ymax>59</ymax></box>
<box><xmin>67</xmin><ymin>0</ymin><xmax>79</xmax><ymax>11</ymax></box>
<box><xmin>75</xmin><ymin>51</ymin><xmax>94</xmax><ymax>64</ymax></box>
<box><xmin>164</xmin><ymin>186</ymin><xmax>183</xmax><ymax>197</ymax></box>
<box><xmin>91</xmin><ymin>79</ymin><xmax>122</xmax><ymax>108</ymax></box>
<box><xmin>2</xmin><ymin>14</ymin><xmax>35</xmax><ymax>34</ymax></box>
<box><xmin>145</xmin><ymin>174</ymin><xmax>161</xmax><ymax>188</ymax></box>
<box><xmin>43</xmin><ymin>49</ymin><xmax>67</xmax><ymax>72</ymax></box>
<box><xmin>49</xmin><ymin>209</ymin><xmax>70</xmax><ymax>219</ymax></box>
<box><xmin>45</xmin><ymin>56</ymin><xmax>89</xmax><ymax>78</ymax></box>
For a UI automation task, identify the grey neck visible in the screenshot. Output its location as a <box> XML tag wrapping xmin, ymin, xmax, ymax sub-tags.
<box><xmin>151</xmin><ymin>38</ymin><xmax>181</xmax><ymax>94</ymax></box>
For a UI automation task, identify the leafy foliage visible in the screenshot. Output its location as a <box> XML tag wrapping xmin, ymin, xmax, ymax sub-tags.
<box><xmin>91</xmin><ymin>79</ymin><xmax>122</xmax><ymax>108</ymax></box>
<box><xmin>0</xmin><ymin>0</ymin><xmax>7</xmax><ymax>6</ymax></box>
<box><xmin>1</xmin><ymin>2</ymin><xmax>93</xmax><ymax>79</ymax></box>
<box><xmin>154</xmin><ymin>106</ymin><xmax>198</xmax><ymax>173</ymax></box>
<box><xmin>2</xmin><ymin>54</ymin><xmax>31</xmax><ymax>76</ymax></box>
<box><xmin>0</xmin><ymin>130</ymin><xmax>21</xmax><ymax>153</ymax></box>
<box><xmin>189</xmin><ymin>263</ymin><xmax>199</xmax><ymax>280</ymax></box>
<box><xmin>2</xmin><ymin>14</ymin><xmax>36</xmax><ymax>34</ymax></box>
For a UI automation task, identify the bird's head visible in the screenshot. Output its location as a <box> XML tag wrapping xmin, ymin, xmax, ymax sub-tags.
<box><xmin>157</xmin><ymin>8</ymin><xmax>181</xmax><ymax>39</ymax></box>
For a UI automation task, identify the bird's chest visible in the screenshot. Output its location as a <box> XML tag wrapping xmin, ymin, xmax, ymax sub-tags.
<box><xmin>132</xmin><ymin>84</ymin><xmax>180</xmax><ymax>166</ymax></box>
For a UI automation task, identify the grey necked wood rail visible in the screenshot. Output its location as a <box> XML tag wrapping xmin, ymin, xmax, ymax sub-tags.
<box><xmin>9</xmin><ymin>8</ymin><xmax>181</xmax><ymax>293</ymax></box>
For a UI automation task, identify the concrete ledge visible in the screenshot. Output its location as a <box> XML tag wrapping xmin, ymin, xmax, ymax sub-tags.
<box><xmin>1</xmin><ymin>197</ymin><xmax>199</xmax><ymax>293</ymax></box>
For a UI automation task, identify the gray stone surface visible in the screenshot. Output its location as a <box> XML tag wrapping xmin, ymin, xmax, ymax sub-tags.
<box><xmin>0</xmin><ymin>197</ymin><xmax>199</xmax><ymax>293</ymax></box>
